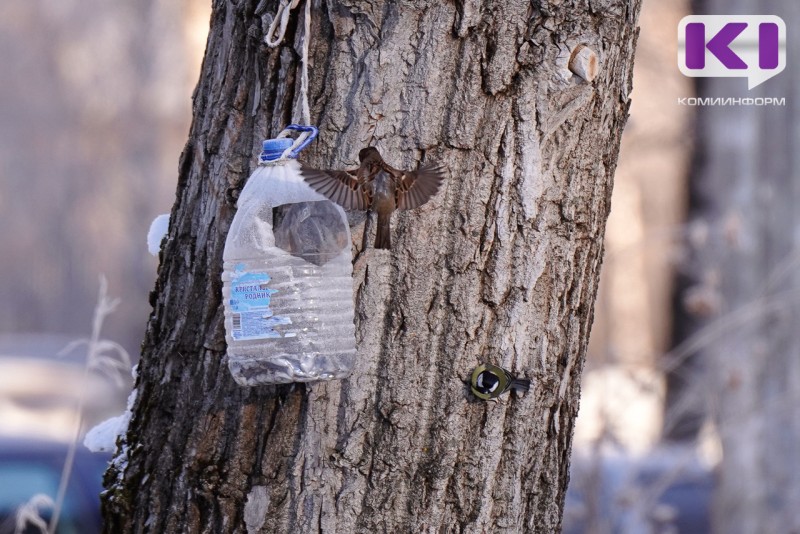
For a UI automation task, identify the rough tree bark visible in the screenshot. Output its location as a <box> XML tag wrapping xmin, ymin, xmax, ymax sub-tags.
<box><xmin>103</xmin><ymin>0</ymin><xmax>641</xmax><ymax>532</ymax></box>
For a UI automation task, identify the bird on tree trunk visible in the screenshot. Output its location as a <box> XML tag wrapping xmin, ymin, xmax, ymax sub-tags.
<box><xmin>301</xmin><ymin>147</ymin><xmax>445</xmax><ymax>250</ymax></box>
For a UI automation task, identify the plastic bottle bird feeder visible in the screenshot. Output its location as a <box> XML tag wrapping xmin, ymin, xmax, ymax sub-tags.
<box><xmin>222</xmin><ymin>126</ymin><xmax>357</xmax><ymax>386</ymax></box>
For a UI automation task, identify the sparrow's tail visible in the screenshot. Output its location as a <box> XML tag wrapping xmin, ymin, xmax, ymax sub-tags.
<box><xmin>375</xmin><ymin>212</ymin><xmax>391</xmax><ymax>250</ymax></box>
<box><xmin>510</xmin><ymin>378</ymin><xmax>531</xmax><ymax>393</ymax></box>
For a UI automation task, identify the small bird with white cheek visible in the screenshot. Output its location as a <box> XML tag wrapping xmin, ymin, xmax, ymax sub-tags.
<box><xmin>470</xmin><ymin>364</ymin><xmax>531</xmax><ymax>400</ymax></box>
<box><xmin>300</xmin><ymin>147</ymin><xmax>446</xmax><ymax>250</ymax></box>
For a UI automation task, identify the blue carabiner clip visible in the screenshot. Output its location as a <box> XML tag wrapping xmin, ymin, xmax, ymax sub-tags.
<box><xmin>284</xmin><ymin>124</ymin><xmax>319</xmax><ymax>158</ymax></box>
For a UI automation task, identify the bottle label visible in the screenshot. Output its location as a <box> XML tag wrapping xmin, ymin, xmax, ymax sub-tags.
<box><xmin>229</xmin><ymin>269</ymin><xmax>291</xmax><ymax>341</ymax></box>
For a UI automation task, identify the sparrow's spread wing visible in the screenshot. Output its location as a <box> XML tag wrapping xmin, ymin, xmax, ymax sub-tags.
<box><xmin>300</xmin><ymin>167</ymin><xmax>371</xmax><ymax>210</ymax></box>
<box><xmin>395</xmin><ymin>162</ymin><xmax>446</xmax><ymax>210</ymax></box>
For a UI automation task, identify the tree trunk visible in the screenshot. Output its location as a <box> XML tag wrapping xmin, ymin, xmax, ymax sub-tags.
<box><xmin>102</xmin><ymin>0</ymin><xmax>641</xmax><ymax>532</ymax></box>
<box><xmin>673</xmin><ymin>2</ymin><xmax>800</xmax><ymax>533</ymax></box>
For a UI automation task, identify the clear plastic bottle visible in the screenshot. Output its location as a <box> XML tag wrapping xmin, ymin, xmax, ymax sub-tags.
<box><xmin>222</xmin><ymin>137</ymin><xmax>356</xmax><ymax>386</ymax></box>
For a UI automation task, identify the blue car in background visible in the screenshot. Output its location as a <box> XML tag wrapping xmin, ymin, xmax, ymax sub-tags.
<box><xmin>0</xmin><ymin>334</ymin><xmax>129</xmax><ymax>534</ymax></box>
<box><xmin>0</xmin><ymin>438</ymin><xmax>110</xmax><ymax>534</ymax></box>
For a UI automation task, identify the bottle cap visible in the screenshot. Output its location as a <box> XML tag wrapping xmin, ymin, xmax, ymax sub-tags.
<box><xmin>260</xmin><ymin>138</ymin><xmax>295</xmax><ymax>162</ymax></box>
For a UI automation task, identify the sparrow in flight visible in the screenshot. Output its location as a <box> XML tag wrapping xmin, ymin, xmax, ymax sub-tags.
<box><xmin>300</xmin><ymin>147</ymin><xmax>445</xmax><ymax>250</ymax></box>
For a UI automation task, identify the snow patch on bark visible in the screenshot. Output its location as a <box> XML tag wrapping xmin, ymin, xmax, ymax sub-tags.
<box><xmin>84</xmin><ymin>365</ymin><xmax>138</xmax><ymax>453</ymax></box>
<box><xmin>244</xmin><ymin>485</ymin><xmax>269</xmax><ymax>534</ymax></box>
<box><xmin>83</xmin><ymin>410</ymin><xmax>131</xmax><ymax>452</ymax></box>
<box><xmin>147</xmin><ymin>214</ymin><xmax>170</xmax><ymax>256</ymax></box>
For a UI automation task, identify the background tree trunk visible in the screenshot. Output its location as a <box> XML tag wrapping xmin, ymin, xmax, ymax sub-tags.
<box><xmin>0</xmin><ymin>0</ymin><xmax>204</xmax><ymax>355</ymax></box>
<box><xmin>103</xmin><ymin>0</ymin><xmax>641</xmax><ymax>532</ymax></box>
<box><xmin>670</xmin><ymin>2</ymin><xmax>800</xmax><ymax>533</ymax></box>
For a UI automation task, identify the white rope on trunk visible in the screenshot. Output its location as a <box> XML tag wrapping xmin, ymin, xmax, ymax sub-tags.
<box><xmin>264</xmin><ymin>0</ymin><xmax>312</xmax><ymax>127</ymax></box>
